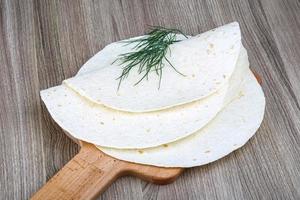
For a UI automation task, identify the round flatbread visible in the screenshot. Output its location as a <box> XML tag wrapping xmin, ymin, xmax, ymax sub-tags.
<box><xmin>64</xmin><ymin>22</ymin><xmax>241</xmax><ymax>112</ymax></box>
<box><xmin>40</xmin><ymin>47</ymin><xmax>248</xmax><ymax>149</ymax></box>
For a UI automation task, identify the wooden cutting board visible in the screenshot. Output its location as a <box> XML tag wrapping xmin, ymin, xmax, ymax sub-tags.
<box><xmin>31</xmin><ymin>141</ymin><xmax>183</xmax><ymax>200</ymax></box>
<box><xmin>31</xmin><ymin>72</ymin><xmax>262</xmax><ymax>200</ymax></box>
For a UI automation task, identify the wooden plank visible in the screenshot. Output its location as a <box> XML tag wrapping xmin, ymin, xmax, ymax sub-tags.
<box><xmin>0</xmin><ymin>0</ymin><xmax>300</xmax><ymax>199</ymax></box>
<box><xmin>0</xmin><ymin>0</ymin><xmax>46</xmax><ymax>199</ymax></box>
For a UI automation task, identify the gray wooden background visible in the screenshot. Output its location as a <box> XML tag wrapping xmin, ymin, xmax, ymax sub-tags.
<box><xmin>1</xmin><ymin>0</ymin><xmax>300</xmax><ymax>199</ymax></box>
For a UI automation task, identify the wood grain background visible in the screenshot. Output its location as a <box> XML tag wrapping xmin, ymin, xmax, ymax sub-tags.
<box><xmin>1</xmin><ymin>0</ymin><xmax>300</xmax><ymax>199</ymax></box>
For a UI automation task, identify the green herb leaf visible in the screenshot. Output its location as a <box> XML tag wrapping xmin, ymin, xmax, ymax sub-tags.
<box><xmin>113</xmin><ymin>26</ymin><xmax>188</xmax><ymax>90</ymax></box>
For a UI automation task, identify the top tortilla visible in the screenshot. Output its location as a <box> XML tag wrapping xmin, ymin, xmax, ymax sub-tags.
<box><xmin>64</xmin><ymin>22</ymin><xmax>241</xmax><ymax>112</ymax></box>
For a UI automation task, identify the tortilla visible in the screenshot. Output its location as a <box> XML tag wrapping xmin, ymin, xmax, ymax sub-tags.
<box><xmin>64</xmin><ymin>22</ymin><xmax>241</xmax><ymax>112</ymax></box>
<box><xmin>97</xmin><ymin>69</ymin><xmax>265</xmax><ymax>167</ymax></box>
<box><xmin>40</xmin><ymin>47</ymin><xmax>248</xmax><ymax>149</ymax></box>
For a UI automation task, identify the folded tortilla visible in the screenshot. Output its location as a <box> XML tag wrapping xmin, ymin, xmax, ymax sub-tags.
<box><xmin>40</xmin><ymin>47</ymin><xmax>248</xmax><ymax>149</ymax></box>
<box><xmin>97</xmin><ymin>69</ymin><xmax>265</xmax><ymax>167</ymax></box>
<box><xmin>64</xmin><ymin>22</ymin><xmax>241</xmax><ymax>112</ymax></box>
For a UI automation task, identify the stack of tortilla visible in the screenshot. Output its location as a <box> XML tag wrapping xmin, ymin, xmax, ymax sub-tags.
<box><xmin>41</xmin><ymin>22</ymin><xmax>265</xmax><ymax>168</ymax></box>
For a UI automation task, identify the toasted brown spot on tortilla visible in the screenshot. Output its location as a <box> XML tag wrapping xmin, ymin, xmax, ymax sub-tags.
<box><xmin>238</xmin><ymin>91</ymin><xmax>245</xmax><ymax>98</ymax></box>
<box><xmin>138</xmin><ymin>150</ymin><xmax>144</xmax><ymax>154</ymax></box>
<box><xmin>163</xmin><ymin>144</ymin><xmax>168</xmax><ymax>147</ymax></box>
<box><xmin>205</xmin><ymin>150</ymin><xmax>211</xmax><ymax>153</ymax></box>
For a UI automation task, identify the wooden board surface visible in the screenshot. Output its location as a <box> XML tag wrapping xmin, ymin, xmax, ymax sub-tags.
<box><xmin>31</xmin><ymin>142</ymin><xmax>183</xmax><ymax>200</ymax></box>
<box><xmin>0</xmin><ymin>0</ymin><xmax>300</xmax><ymax>199</ymax></box>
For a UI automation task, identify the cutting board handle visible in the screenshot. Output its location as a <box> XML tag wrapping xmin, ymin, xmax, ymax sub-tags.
<box><xmin>31</xmin><ymin>142</ymin><xmax>182</xmax><ymax>200</ymax></box>
<box><xmin>31</xmin><ymin>142</ymin><xmax>124</xmax><ymax>200</ymax></box>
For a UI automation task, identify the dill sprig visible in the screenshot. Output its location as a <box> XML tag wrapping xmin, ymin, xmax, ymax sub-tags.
<box><xmin>113</xmin><ymin>26</ymin><xmax>188</xmax><ymax>89</ymax></box>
